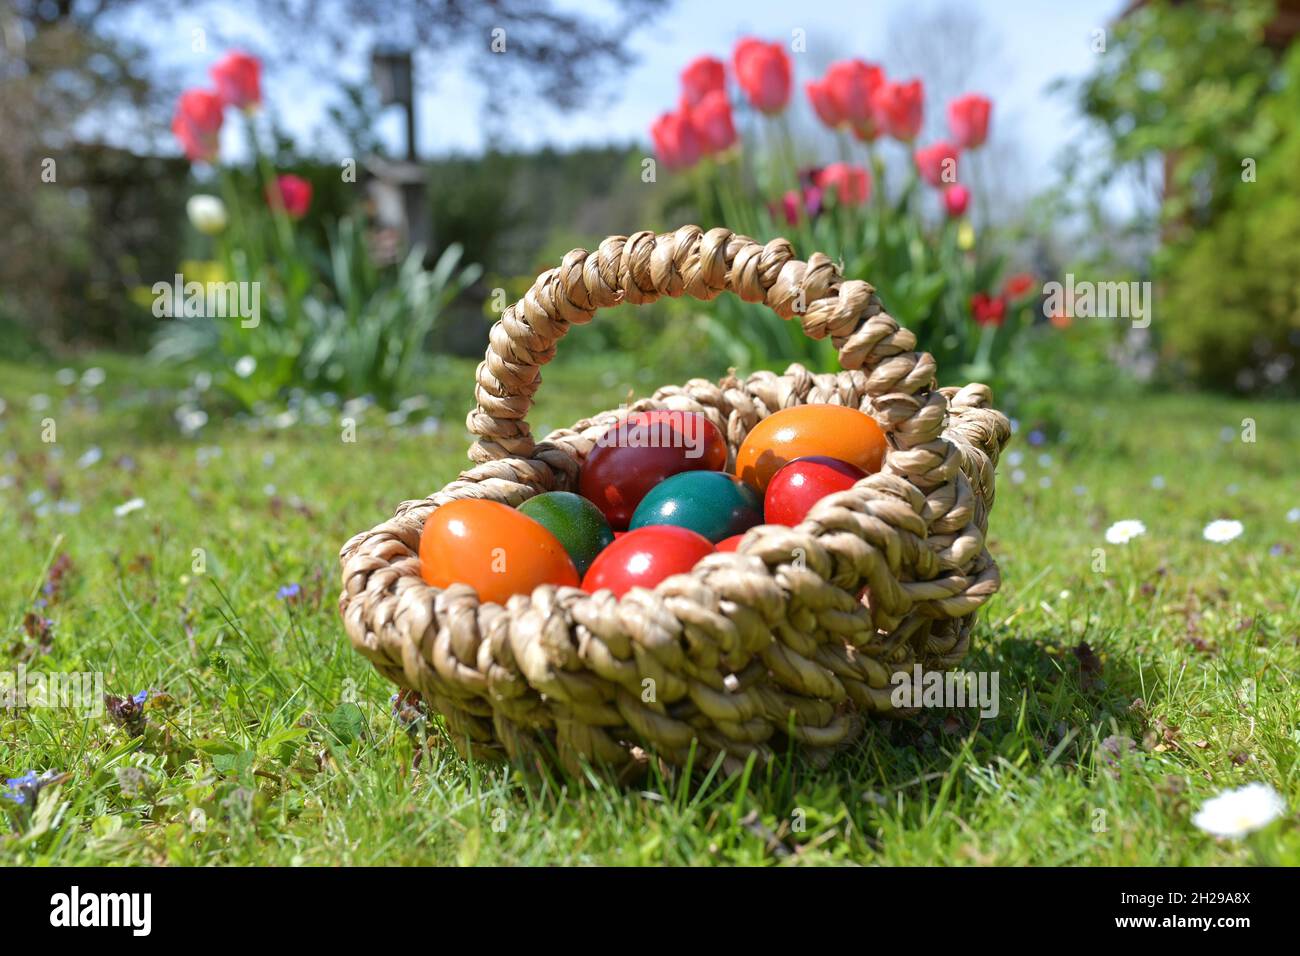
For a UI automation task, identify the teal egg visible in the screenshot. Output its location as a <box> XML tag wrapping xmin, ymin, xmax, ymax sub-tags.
<box><xmin>629</xmin><ymin>471</ymin><xmax>763</xmax><ymax>543</ymax></box>
<box><xmin>518</xmin><ymin>491</ymin><xmax>615</xmax><ymax>576</ymax></box>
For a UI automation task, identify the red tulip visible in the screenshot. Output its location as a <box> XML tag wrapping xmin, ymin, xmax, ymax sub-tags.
<box><xmin>870</xmin><ymin>78</ymin><xmax>924</xmax><ymax>141</ymax></box>
<box><xmin>947</xmin><ymin>93</ymin><xmax>992</xmax><ymax>149</ymax></box>
<box><xmin>814</xmin><ymin>162</ymin><xmax>871</xmax><ymax>206</ymax></box>
<box><xmin>824</xmin><ymin>60</ymin><xmax>884</xmax><ymax>138</ymax></box>
<box><xmin>805</xmin><ymin>78</ymin><xmax>843</xmax><ymax>128</ymax></box>
<box><xmin>211</xmin><ymin>51</ymin><xmax>262</xmax><ymax>110</ymax></box>
<box><xmin>681</xmin><ymin>55</ymin><xmax>726</xmax><ymax>107</ymax></box>
<box><xmin>268</xmin><ymin>174</ymin><xmax>312</xmax><ymax>218</ymax></box>
<box><xmin>970</xmin><ymin>292</ymin><xmax>1007</xmax><ymax>328</ymax></box>
<box><xmin>774</xmin><ymin>185</ymin><xmax>824</xmax><ymax>226</ymax></box>
<box><xmin>914</xmin><ymin>140</ymin><xmax>961</xmax><ymax>188</ymax></box>
<box><xmin>651</xmin><ymin>109</ymin><xmax>702</xmax><ymax>170</ymax></box>
<box><xmin>733</xmin><ymin>37</ymin><xmax>791</xmax><ymax>113</ymax></box>
<box><xmin>688</xmin><ymin>90</ymin><xmax>736</xmax><ymax>154</ymax></box>
<box><xmin>1004</xmin><ymin>272</ymin><xmax>1036</xmax><ymax>299</ymax></box>
<box><xmin>171</xmin><ymin>89</ymin><xmax>224</xmax><ymax>163</ymax></box>
<box><xmin>943</xmin><ymin>183</ymin><xmax>970</xmax><ymax>217</ymax></box>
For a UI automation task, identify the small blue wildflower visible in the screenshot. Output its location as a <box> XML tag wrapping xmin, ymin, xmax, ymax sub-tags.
<box><xmin>1027</xmin><ymin>429</ymin><xmax>1046</xmax><ymax>447</ymax></box>
<box><xmin>4</xmin><ymin>770</ymin><xmax>38</xmax><ymax>804</ymax></box>
<box><xmin>132</xmin><ymin>689</ymin><xmax>149</xmax><ymax>706</ymax></box>
<box><xmin>277</xmin><ymin>583</ymin><xmax>302</xmax><ymax>601</ymax></box>
<box><xmin>3</xmin><ymin>769</ymin><xmax>67</xmax><ymax>808</ymax></box>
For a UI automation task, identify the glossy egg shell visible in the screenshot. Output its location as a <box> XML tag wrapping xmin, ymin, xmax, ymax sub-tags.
<box><xmin>716</xmin><ymin>534</ymin><xmax>746</xmax><ymax>552</ymax></box>
<box><xmin>581</xmin><ymin>525</ymin><xmax>715</xmax><ymax>598</ymax></box>
<box><xmin>419</xmin><ymin>499</ymin><xmax>579</xmax><ymax>603</ymax></box>
<box><xmin>518</xmin><ymin>491</ymin><xmax>615</xmax><ymax>576</ymax></box>
<box><xmin>629</xmin><ymin>470</ymin><xmax>763</xmax><ymax>543</ymax></box>
<box><xmin>734</xmin><ymin>404</ymin><xmax>886</xmax><ymax>492</ymax></box>
<box><xmin>578</xmin><ymin>410</ymin><xmax>727</xmax><ymax>528</ymax></box>
<box><xmin>764</xmin><ymin>456</ymin><xmax>867</xmax><ymax>525</ymax></box>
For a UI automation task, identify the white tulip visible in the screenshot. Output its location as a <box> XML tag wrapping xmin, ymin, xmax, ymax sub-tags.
<box><xmin>186</xmin><ymin>194</ymin><xmax>229</xmax><ymax>236</ymax></box>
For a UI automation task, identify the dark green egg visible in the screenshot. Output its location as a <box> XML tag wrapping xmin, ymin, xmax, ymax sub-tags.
<box><xmin>629</xmin><ymin>470</ymin><xmax>763</xmax><ymax>543</ymax></box>
<box><xmin>518</xmin><ymin>491</ymin><xmax>615</xmax><ymax>576</ymax></box>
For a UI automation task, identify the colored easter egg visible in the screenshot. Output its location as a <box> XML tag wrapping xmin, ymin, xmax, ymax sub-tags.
<box><xmin>629</xmin><ymin>470</ymin><xmax>763</xmax><ymax>543</ymax></box>
<box><xmin>518</xmin><ymin>491</ymin><xmax>615</xmax><ymax>576</ymax></box>
<box><xmin>582</xmin><ymin>525</ymin><xmax>715</xmax><ymax>597</ymax></box>
<box><xmin>716</xmin><ymin>534</ymin><xmax>746</xmax><ymax>552</ymax></box>
<box><xmin>764</xmin><ymin>456</ymin><xmax>867</xmax><ymax>525</ymax></box>
<box><xmin>734</xmin><ymin>405</ymin><xmax>886</xmax><ymax>492</ymax></box>
<box><xmin>579</xmin><ymin>410</ymin><xmax>727</xmax><ymax>528</ymax></box>
<box><xmin>419</xmin><ymin>499</ymin><xmax>578</xmax><ymax>603</ymax></box>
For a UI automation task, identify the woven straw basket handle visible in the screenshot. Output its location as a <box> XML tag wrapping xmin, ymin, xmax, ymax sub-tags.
<box><xmin>467</xmin><ymin>225</ymin><xmax>937</xmax><ymax>466</ymax></box>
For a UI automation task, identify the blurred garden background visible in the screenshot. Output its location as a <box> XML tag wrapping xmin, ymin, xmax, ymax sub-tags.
<box><xmin>2</xmin><ymin>0</ymin><xmax>1298</xmax><ymax>864</ymax></box>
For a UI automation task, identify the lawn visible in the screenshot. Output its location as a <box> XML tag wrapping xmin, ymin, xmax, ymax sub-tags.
<box><xmin>1</xmin><ymin>352</ymin><xmax>1297</xmax><ymax>865</ymax></box>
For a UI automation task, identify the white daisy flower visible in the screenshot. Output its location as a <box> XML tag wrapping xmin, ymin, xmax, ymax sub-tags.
<box><xmin>1203</xmin><ymin>519</ymin><xmax>1243</xmax><ymax>543</ymax></box>
<box><xmin>1192</xmin><ymin>782</ymin><xmax>1285</xmax><ymax>838</ymax></box>
<box><xmin>234</xmin><ymin>355</ymin><xmax>257</xmax><ymax>379</ymax></box>
<box><xmin>113</xmin><ymin>497</ymin><xmax>145</xmax><ymax>518</ymax></box>
<box><xmin>1105</xmin><ymin>520</ymin><xmax>1146</xmax><ymax>545</ymax></box>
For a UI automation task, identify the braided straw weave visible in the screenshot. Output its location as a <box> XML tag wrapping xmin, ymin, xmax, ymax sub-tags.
<box><xmin>339</xmin><ymin>225</ymin><xmax>1011</xmax><ymax>776</ymax></box>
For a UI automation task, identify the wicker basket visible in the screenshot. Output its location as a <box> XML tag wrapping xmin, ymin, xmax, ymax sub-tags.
<box><xmin>339</xmin><ymin>225</ymin><xmax>1011</xmax><ymax>776</ymax></box>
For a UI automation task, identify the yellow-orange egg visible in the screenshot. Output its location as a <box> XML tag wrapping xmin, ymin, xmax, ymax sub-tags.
<box><xmin>419</xmin><ymin>499</ymin><xmax>579</xmax><ymax>603</ymax></box>
<box><xmin>734</xmin><ymin>404</ymin><xmax>887</xmax><ymax>491</ymax></box>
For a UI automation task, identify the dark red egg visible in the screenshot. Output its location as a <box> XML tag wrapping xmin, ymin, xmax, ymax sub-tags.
<box><xmin>581</xmin><ymin>525</ymin><xmax>715</xmax><ymax>598</ymax></box>
<box><xmin>764</xmin><ymin>455</ymin><xmax>867</xmax><ymax>526</ymax></box>
<box><xmin>578</xmin><ymin>410</ymin><xmax>727</xmax><ymax>529</ymax></box>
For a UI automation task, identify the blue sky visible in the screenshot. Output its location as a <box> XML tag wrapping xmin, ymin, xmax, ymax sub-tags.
<box><xmin>152</xmin><ymin>0</ymin><xmax>1128</xmax><ymax>200</ymax></box>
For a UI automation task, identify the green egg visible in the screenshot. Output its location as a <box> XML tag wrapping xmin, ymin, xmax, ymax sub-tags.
<box><xmin>629</xmin><ymin>470</ymin><xmax>763</xmax><ymax>543</ymax></box>
<box><xmin>518</xmin><ymin>491</ymin><xmax>615</xmax><ymax>576</ymax></box>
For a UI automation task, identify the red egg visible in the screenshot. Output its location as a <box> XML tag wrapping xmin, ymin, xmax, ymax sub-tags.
<box><xmin>579</xmin><ymin>410</ymin><xmax>727</xmax><ymax>529</ymax></box>
<box><xmin>716</xmin><ymin>534</ymin><xmax>746</xmax><ymax>552</ymax></box>
<box><xmin>764</xmin><ymin>456</ymin><xmax>867</xmax><ymax>525</ymax></box>
<box><xmin>581</xmin><ymin>525</ymin><xmax>715</xmax><ymax>597</ymax></box>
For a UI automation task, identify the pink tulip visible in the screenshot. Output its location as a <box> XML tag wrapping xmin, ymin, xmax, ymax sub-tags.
<box><xmin>211</xmin><ymin>51</ymin><xmax>262</xmax><ymax>110</ymax></box>
<box><xmin>825</xmin><ymin>60</ymin><xmax>885</xmax><ymax>137</ymax></box>
<box><xmin>815</xmin><ymin>163</ymin><xmax>871</xmax><ymax>206</ymax></box>
<box><xmin>947</xmin><ymin>93</ymin><xmax>992</xmax><ymax>149</ymax></box>
<box><xmin>871</xmin><ymin>78</ymin><xmax>924</xmax><ymax>141</ymax></box>
<box><xmin>680</xmin><ymin>55</ymin><xmax>726</xmax><ymax>107</ymax></box>
<box><xmin>268</xmin><ymin>174</ymin><xmax>312</xmax><ymax>218</ymax></box>
<box><xmin>943</xmin><ymin>183</ymin><xmax>970</xmax><ymax>217</ymax></box>
<box><xmin>733</xmin><ymin>37</ymin><xmax>791</xmax><ymax>113</ymax></box>
<box><xmin>171</xmin><ymin>89</ymin><xmax>224</xmax><ymax>163</ymax></box>
<box><xmin>805</xmin><ymin>77</ymin><xmax>843</xmax><ymax>128</ymax></box>
<box><xmin>651</xmin><ymin>109</ymin><xmax>702</xmax><ymax>170</ymax></box>
<box><xmin>688</xmin><ymin>90</ymin><xmax>737</xmax><ymax>154</ymax></box>
<box><xmin>914</xmin><ymin>140</ymin><xmax>961</xmax><ymax>188</ymax></box>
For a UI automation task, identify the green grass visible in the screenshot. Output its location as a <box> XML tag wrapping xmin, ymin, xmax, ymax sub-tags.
<box><xmin>1</xmin><ymin>352</ymin><xmax>1298</xmax><ymax>865</ymax></box>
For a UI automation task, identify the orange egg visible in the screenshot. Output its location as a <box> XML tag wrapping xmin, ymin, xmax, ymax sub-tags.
<box><xmin>419</xmin><ymin>499</ymin><xmax>579</xmax><ymax>603</ymax></box>
<box><xmin>734</xmin><ymin>405</ymin><xmax>887</xmax><ymax>492</ymax></box>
